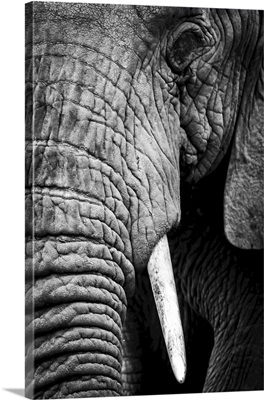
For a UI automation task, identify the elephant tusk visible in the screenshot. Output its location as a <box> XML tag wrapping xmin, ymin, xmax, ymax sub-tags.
<box><xmin>147</xmin><ymin>235</ymin><xmax>186</xmax><ymax>384</ymax></box>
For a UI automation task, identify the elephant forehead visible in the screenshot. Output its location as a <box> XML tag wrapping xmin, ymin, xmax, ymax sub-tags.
<box><xmin>25</xmin><ymin>3</ymin><xmax>207</xmax><ymax>26</ymax></box>
<box><xmin>26</xmin><ymin>4</ymin><xmax>259</xmax><ymax>40</ymax></box>
<box><xmin>25</xmin><ymin>3</ymin><xmax>204</xmax><ymax>53</ymax></box>
<box><xmin>25</xmin><ymin>2</ymin><xmax>173</xmax><ymax>27</ymax></box>
<box><xmin>26</xmin><ymin>4</ymin><xmax>159</xmax><ymax>75</ymax></box>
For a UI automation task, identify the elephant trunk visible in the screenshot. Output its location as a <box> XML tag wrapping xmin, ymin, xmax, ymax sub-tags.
<box><xmin>25</xmin><ymin>32</ymin><xmax>137</xmax><ymax>395</ymax></box>
<box><xmin>25</xmin><ymin>108</ymin><xmax>135</xmax><ymax>395</ymax></box>
<box><xmin>25</xmin><ymin>231</ymin><xmax>134</xmax><ymax>397</ymax></box>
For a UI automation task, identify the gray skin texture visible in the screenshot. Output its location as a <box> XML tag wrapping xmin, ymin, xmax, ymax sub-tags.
<box><xmin>25</xmin><ymin>2</ymin><xmax>263</xmax><ymax>398</ymax></box>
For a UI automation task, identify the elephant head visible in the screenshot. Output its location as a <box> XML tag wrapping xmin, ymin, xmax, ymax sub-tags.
<box><xmin>25</xmin><ymin>2</ymin><xmax>263</xmax><ymax>398</ymax></box>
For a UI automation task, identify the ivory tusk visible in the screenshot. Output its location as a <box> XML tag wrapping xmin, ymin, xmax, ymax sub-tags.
<box><xmin>147</xmin><ymin>235</ymin><xmax>186</xmax><ymax>384</ymax></box>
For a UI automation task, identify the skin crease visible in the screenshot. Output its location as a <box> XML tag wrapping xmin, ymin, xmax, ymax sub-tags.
<box><xmin>25</xmin><ymin>2</ymin><xmax>263</xmax><ymax>398</ymax></box>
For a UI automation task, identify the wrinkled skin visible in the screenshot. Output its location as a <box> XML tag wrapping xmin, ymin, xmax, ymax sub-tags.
<box><xmin>25</xmin><ymin>2</ymin><xmax>263</xmax><ymax>398</ymax></box>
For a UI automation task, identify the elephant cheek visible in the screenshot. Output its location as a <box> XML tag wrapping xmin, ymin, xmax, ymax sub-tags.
<box><xmin>131</xmin><ymin>151</ymin><xmax>182</xmax><ymax>270</ymax></box>
<box><xmin>131</xmin><ymin>196</ymin><xmax>181</xmax><ymax>270</ymax></box>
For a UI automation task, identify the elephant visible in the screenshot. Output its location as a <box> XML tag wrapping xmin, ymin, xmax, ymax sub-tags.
<box><xmin>25</xmin><ymin>2</ymin><xmax>263</xmax><ymax>398</ymax></box>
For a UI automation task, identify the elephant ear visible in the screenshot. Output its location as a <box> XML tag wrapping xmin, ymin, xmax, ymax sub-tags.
<box><xmin>224</xmin><ymin>48</ymin><xmax>263</xmax><ymax>249</ymax></box>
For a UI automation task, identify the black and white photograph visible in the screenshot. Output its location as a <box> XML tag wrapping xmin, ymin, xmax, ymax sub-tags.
<box><xmin>3</xmin><ymin>0</ymin><xmax>264</xmax><ymax>399</ymax></box>
<box><xmin>24</xmin><ymin>0</ymin><xmax>263</xmax><ymax>398</ymax></box>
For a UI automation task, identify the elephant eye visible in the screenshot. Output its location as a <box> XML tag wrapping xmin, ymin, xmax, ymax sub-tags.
<box><xmin>167</xmin><ymin>27</ymin><xmax>207</xmax><ymax>73</ymax></box>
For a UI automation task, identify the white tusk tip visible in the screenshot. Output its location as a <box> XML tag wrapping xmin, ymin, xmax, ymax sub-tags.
<box><xmin>171</xmin><ymin>356</ymin><xmax>186</xmax><ymax>384</ymax></box>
